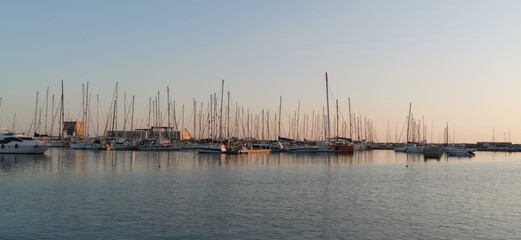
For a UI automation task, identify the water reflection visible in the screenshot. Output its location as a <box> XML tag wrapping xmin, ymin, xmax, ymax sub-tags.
<box><xmin>0</xmin><ymin>154</ymin><xmax>50</xmax><ymax>173</ymax></box>
<box><xmin>2</xmin><ymin>148</ymin><xmax>512</xmax><ymax>175</ymax></box>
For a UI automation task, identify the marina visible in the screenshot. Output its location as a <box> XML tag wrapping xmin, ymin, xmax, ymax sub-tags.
<box><xmin>3</xmin><ymin>1</ymin><xmax>521</xmax><ymax>239</ymax></box>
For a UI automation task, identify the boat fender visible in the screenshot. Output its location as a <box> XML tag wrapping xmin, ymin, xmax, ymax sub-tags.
<box><xmin>34</xmin><ymin>144</ymin><xmax>38</xmax><ymax>149</ymax></box>
<box><xmin>1</xmin><ymin>144</ymin><xmax>3</xmax><ymax>149</ymax></box>
<box><xmin>15</xmin><ymin>144</ymin><xmax>18</xmax><ymax>149</ymax></box>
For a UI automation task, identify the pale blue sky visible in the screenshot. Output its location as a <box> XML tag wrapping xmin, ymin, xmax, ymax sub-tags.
<box><xmin>2</xmin><ymin>0</ymin><xmax>521</xmax><ymax>142</ymax></box>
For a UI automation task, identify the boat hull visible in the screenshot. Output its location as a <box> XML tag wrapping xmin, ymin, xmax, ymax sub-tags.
<box><xmin>0</xmin><ymin>142</ymin><xmax>50</xmax><ymax>154</ymax></box>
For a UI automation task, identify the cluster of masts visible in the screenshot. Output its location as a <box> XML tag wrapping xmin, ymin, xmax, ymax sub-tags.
<box><xmin>3</xmin><ymin>74</ymin><xmax>380</xmax><ymax>145</ymax></box>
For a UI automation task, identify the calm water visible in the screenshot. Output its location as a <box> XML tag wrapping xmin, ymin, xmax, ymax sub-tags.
<box><xmin>1</xmin><ymin>149</ymin><xmax>521</xmax><ymax>239</ymax></box>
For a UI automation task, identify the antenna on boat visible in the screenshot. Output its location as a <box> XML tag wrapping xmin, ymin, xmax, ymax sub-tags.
<box><xmin>12</xmin><ymin>113</ymin><xmax>16</xmax><ymax>132</ymax></box>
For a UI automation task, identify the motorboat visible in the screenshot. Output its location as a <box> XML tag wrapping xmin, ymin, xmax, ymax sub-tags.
<box><xmin>445</xmin><ymin>145</ymin><xmax>475</xmax><ymax>157</ymax></box>
<box><xmin>0</xmin><ymin>128</ymin><xmax>50</xmax><ymax>154</ymax></box>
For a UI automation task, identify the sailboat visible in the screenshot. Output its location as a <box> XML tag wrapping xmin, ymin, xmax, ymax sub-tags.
<box><xmin>108</xmin><ymin>83</ymin><xmax>135</xmax><ymax>150</ymax></box>
<box><xmin>69</xmin><ymin>83</ymin><xmax>109</xmax><ymax>150</ymax></box>
<box><xmin>394</xmin><ymin>103</ymin><xmax>423</xmax><ymax>153</ymax></box>
<box><xmin>318</xmin><ymin>72</ymin><xmax>354</xmax><ymax>153</ymax></box>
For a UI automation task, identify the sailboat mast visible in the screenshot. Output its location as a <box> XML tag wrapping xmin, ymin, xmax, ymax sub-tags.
<box><xmin>325</xmin><ymin>72</ymin><xmax>331</xmax><ymax>140</ymax></box>
<box><xmin>96</xmin><ymin>94</ymin><xmax>99</xmax><ymax>137</ymax></box>
<box><xmin>219</xmin><ymin>80</ymin><xmax>224</xmax><ymax>140</ymax></box>
<box><xmin>123</xmin><ymin>91</ymin><xmax>127</xmax><ymax>138</ymax></box>
<box><xmin>336</xmin><ymin>99</ymin><xmax>339</xmax><ymax>138</ymax></box>
<box><xmin>130</xmin><ymin>95</ymin><xmax>135</xmax><ymax>132</ymax></box>
<box><xmin>167</xmin><ymin>86</ymin><xmax>171</xmax><ymax>140</ymax></box>
<box><xmin>278</xmin><ymin>96</ymin><xmax>282</xmax><ymax>138</ymax></box>
<box><xmin>227</xmin><ymin>91</ymin><xmax>230</xmax><ymax>139</ymax></box>
<box><xmin>209</xmin><ymin>94</ymin><xmax>213</xmax><ymax>140</ymax></box>
<box><xmin>33</xmin><ymin>91</ymin><xmax>39</xmax><ymax>137</ymax></box>
<box><xmin>348</xmin><ymin>97</ymin><xmax>352</xmax><ymax>139</ymax></box>
<box><xmin>44</xmin><ymin>86</ymin><xmax>49</xmax><ymax>135</ymax></box>
<box><xmin>193</xmin><ymin>98</ymin><xmax>197</xmax><ymax>141</ymax></box>
<box><xmin>112</xmin><ymin>82</ymin><xmax>118</xmax><ymax>138</ymax></box>
<box><xmin>60</xmin><ymin>80</ymin><xmax>64</xmax><ymax>138</ymax></box>
<box><xmin>406</xmin><ymin>102</ymin><xmax>412</xmax><ymax>143</ymax></box>
<box><xmin>296</xmin><ymin>100</ymin><xmax>300</xmax><ymax>140</ymax></box>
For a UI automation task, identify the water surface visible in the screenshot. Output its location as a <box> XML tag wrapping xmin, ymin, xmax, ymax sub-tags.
<box><xmin>1</xmin><ymin>149</ymin><xmax>521</xmax><ymax>239</ymax></box>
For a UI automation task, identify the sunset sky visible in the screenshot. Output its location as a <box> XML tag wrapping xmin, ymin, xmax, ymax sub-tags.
<box><xmin>2</xmin><ymin>0</ymin><xmax>521</xmax><ymax>143</ymax></box>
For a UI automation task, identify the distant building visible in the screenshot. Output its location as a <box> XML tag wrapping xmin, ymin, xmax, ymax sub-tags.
<box><xmin>63</xmin><ymin>121</ymin><xmax>84</xmax><ymax>138</ymax></box>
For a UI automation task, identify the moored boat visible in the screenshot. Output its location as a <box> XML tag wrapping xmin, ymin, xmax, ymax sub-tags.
<box><xmin>0</xmin><ymin>128</ymin><xmax>50</xmax><ymax>154</ymax></box>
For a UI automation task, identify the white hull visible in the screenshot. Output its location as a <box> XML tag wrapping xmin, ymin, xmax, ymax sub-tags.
<box><xmin>0</xmin><ymin>142</ymin><xmax>50</xmax><ymax>154</ymax></box>
<box><xmin>0</xmin><ymin>128</ymin><xmax>50</xmax><ymax>154</ymax></box>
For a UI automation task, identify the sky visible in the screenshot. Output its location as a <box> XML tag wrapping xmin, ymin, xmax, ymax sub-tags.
<box><xmin>2</xmin><ymin>0</ymin><xmax>521</xmax><ymax>143</ymax></box>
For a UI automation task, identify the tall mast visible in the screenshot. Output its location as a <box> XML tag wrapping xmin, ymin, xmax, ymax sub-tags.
<box><xmin>227</xmin><ymin>91</ymin><xmax>230</xmax><ymax>139</ymax></box>
<box><xmin>60</xmin><ymin>80</ymin><xmax>64</xmax><ymax>138</ymax></box>
<box><xmin>44</xmin><ymin>86</ymin><xmax>49</xmax><ymax>135</ymax></box>
<box><xmin>213</xmin><ymin>93</ymin><xmax>217</xmax><ymax>139</ymax></box>
<box><xmin>406</xmin><ymin>102</ymin><xmax>412</xmax><ymax>143</ymax></box>
<box><xmin>325</xmin><ymin>72</ymin><xmax>331</xmax><ymax>140</ymax></box>
<box><xmin>181</xmin><ymin>104</ymin><xmax>184</xmax><ymax>141</ymax></box>
<box><xmin>193</xmin><ymin>98</ymin><xmax>197</xmax><ymax>141</ymax></box>
<box><xmin>278</xmin><ymin>96</ymin><xmax>282</xmax><ymax>138</ymax></box>
<box><xmin>130</xmin><ymin>95</ymin><xmax>135</xmax><ymax>133</ymax></box>
<box><xmin>219</xmin><ymin>80</ymin><xmax>224</xmax><ymax>140</ymax></box>
<box><xmin>210</xmin><ymin>94</ymin><xmax>213</xmax><ymax>140</ymax></box>
<box><xmin>112</xmin><ymin>82</ymin><xmax>118</xmax><ymax>138</ymax></box>
<box><xmin>157</xmin><ymin>91</ymin><xmax>160</xmax><ymax>128</ymax></box>
<box><xmin>34</xmin><ymin>91</ymin><xmax>39</xmax><ymax>137</ymax></box>
<box><xmin>167</xmin><ymin>86</ymin><xmax>171</xmax><ymax>140</ymax></box>
<box><xmin>123</xmin><ymin>91</ymin><xmax>127</xmax><ymax>139</ymax></box>
<box><xmin>81</xmin><ymin>84</ymin><xmax>85</xmax><ymax>136</ymax></box>
<box><xmin>86</xmin><ymin>82</ymin><xmax>89</xmax><ymax>138</ymax></box>
<box><xmin>148</xmin><ymin>97</ymin><xmax>151</xmax><ymax>129</ymax></box>
<box><xmin>261</xmin><ymin>109</ymin><xmax>265</xmax><ymax>140</ymax></box>
<box><xmin>348</xmin><ymin>97</ymin><xmax>352</xmax><ymax>139</ymax></box>
<box><xmin>96</xmin><ymin>94</ymin><xmax>99</xmax><ymax>137</ymax></box>
<box><xmin>336</xmin><ymin>99</ymin><xmax>339</xmax><ymax>138</ymax></box>
<box><xmin>296</xmin><ymin>100</ymin><xmax>300</xmax><ymax>140</ymax></box>
<box><xmin>50</xmin><ymin>95</ymin><xmax>55</xmax><ymax>136</ymax></box>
